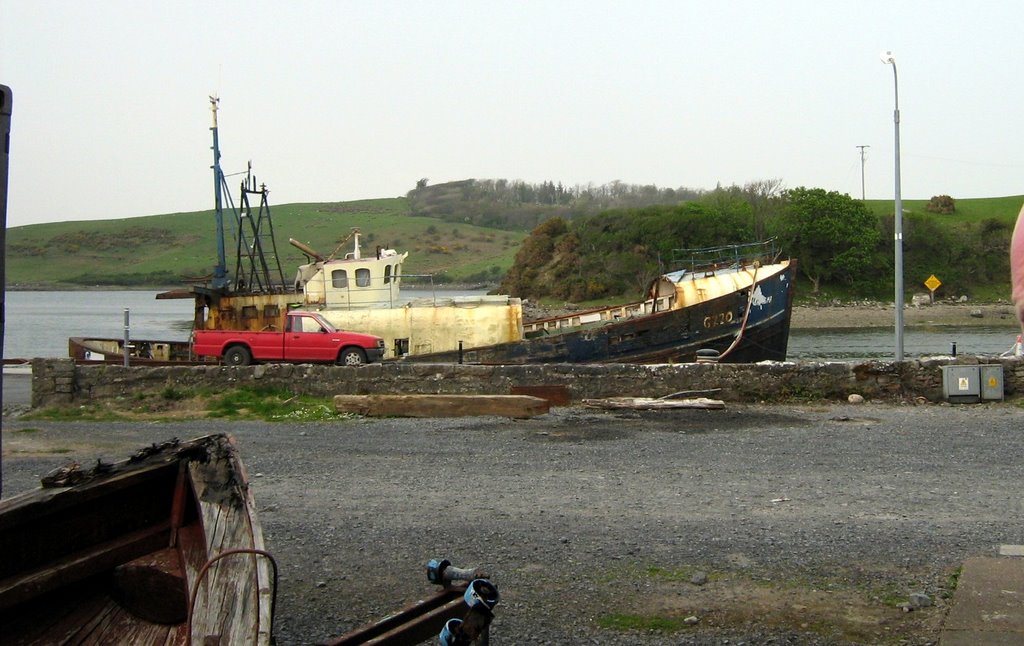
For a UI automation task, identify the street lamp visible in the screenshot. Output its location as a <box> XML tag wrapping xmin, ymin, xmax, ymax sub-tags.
<box><xmin>881</xmin><ymin>50</ymin><xmax>904</xmax><ymax>361</ymax></box>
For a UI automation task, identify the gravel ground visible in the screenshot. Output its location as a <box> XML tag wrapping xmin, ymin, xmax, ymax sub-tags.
<box><xmin>3</xmin><ymin>401</ymin><xmax>1024</xmax><ymax>645</ymax></box>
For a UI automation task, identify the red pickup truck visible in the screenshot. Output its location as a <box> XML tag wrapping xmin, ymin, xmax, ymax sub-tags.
<box><xmin>192</xmin><ymin>311</ymin><xmax>386</xmax><ymax>366</ymax></box>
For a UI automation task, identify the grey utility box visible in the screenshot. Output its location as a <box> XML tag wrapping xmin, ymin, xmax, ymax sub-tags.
<box><xmin>980</xmin><ymin>364</ymin><xmax>1005</xmax><ymax>401</ymax></box>
<box><xmin>942</xmin><ymin>365</ymin><xmax>980</xmax><ymax>403</ymax></box>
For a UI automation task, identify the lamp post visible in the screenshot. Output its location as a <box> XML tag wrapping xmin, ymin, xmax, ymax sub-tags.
<box><xmin>881</xmin><ymin>51</ymin><xmax>904</xmax><ymax>361</ymax></box>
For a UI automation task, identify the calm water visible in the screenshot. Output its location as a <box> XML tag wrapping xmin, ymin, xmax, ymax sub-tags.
<box><xmin>2</xmin><ymin>290</ymin><xmax>1020</xmax><ymax>361</ymax></box>
<box><xmin>0</xmin><ymin>289</ymin><xmax>487</xmax><ymax>359</ymax></box>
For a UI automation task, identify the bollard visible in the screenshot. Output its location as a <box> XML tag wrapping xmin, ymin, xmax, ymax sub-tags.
<box><xmin>123</xmin><ymin>308</ymin><xmax>131</xmax><ymax>367</ymax></box>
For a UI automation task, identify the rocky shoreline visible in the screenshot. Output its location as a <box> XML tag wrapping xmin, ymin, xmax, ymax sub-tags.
<box><xmin>791</xmin><ymin>302</ymin><xmax>1020</xmax><ymax>330</ymax></box>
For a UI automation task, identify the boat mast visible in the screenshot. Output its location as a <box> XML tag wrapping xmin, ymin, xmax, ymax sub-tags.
<box><xmin>210</xmin><ymin>96</ymin><xmax>229</xmax><ymax>290</ymax></box>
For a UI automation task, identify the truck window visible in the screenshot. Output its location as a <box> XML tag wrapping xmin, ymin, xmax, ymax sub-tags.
<box><xmin>300</xmin><ymin>317</ymin><xmax>325</xmax><ymax>333</ymax></box>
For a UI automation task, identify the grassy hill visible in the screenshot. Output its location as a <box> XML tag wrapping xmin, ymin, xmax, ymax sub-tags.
<box><xmin>6</xmin><ymin>190</ymin><xmax>1023</xmax><ymax>299</ymax></box>
<box><xmin>5</xmin><ymin>198</ymin><xmax>527</xmax><ymax>288</ymax></box>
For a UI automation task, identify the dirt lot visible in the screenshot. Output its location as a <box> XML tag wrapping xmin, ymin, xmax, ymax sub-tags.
<box><xmin>3</xmin><ymin>400</ymin><xmax>1022</xmax><ymax>644</ymax></box>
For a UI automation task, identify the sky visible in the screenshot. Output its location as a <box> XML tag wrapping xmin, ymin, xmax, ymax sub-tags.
<box><xmin>1</xmin><ymin>0</ymin><xmax>1023</xmax><ymax>227</ymax></box>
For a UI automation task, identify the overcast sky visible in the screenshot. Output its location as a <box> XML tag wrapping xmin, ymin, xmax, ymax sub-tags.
<box><xmin>2</xmin><ymin>1</ymin><xmax>1022</xmax><ymax>227</ymax></box>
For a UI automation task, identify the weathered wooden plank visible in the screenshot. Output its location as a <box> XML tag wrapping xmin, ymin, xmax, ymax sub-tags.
<box><xmin>581</xmin><ymin>397</ymin><xmax>726</xmax><ymax>410</ymax></box>
<box><xmin>324</xmin><ymin>589</ymin><xmax>467</xmax><ymax>645</ymax></box>
<box><xmin>0</xmin><ymin>520</ymin><xmax>171</xmax><ymax>611</ymax></box>
<box><xmin>79</xmin><ymin>601</ymin><xmax>174</xmax><ymax>645</ymax></box>
<box><xmin>0</xmin><ymin>465</ymin><xmax>178</xmax><ymax>583</ymax></box>
<box><xmin>0</xmin><ymin>460</ymin><xmax>179</xmax><ymax>532</ymax></box>
<box><xmin>111</xmin><ymin>547</ymin><xmax>188</xmax><ymax>624</ymax></box>
<box><xmin>229</xmin><ymin>435</ymin><xmax>275</xmax><ymax>646</ymax></box>
<box><xmin>333</xmin><ymin>394</ymin><xmax>550</xmax><ymax>418</ymax></box>
<box><xmin>510</xmin><ymin>384</ymin><xmax>572</xmax><ymax>406</ymax></box>
<box><xmin>75</xmin><ymin>598</ymin><xmax>119</xmax><ymax>645</ymax></box>
<box><xmin>185</xmin><ymin>437</ymin><xmax>272</xmax><ymax>646</ymax></box>
<box><xmin>0</xmin><ymin>585</ymin><xmax>110</xmax><ymax>644</ymax></box>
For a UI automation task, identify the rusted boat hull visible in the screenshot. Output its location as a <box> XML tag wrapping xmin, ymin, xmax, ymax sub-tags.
<box><xmin>0</xmin><ymin>435</ymin><xmax>274</xmax><ymax>645</ymax></box>
<box><xmin>404</xmin><ymin>260</ymin><xmax>796</xmax><ymax>365</ymax></box>
<box><xmin>68</xmin><ymin>336</ymin><xmax>200</xmax><ymax>364</ymax></box>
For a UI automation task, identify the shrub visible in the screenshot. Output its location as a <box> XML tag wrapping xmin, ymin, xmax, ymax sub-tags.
<box><xmin>926</xmin><ymin>195</ymin><xmax>956</xmax><ymax>214</ymax></box>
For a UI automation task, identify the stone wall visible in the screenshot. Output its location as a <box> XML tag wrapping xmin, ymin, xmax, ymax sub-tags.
<box><xmin>31</xmin><ymin>356</ymin><xmax>1024</xmax><ymax>408</ymax></box>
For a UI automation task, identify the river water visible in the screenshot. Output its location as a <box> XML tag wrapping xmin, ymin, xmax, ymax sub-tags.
<box><xmin>3</xmin><ymin>290</ymin><xmax>1020</xmax><ymax>362</ymax></box>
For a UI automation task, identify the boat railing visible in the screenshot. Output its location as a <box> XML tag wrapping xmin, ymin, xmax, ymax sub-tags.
<box><xmin>523</xmin><ymin>294</ymin><xmax>671</xmax><ymax>336</ymax></box>
<box><xmin>670</xmin><ymin>239</ymin><xmax>780</xmax><ymax>273</ymax></box>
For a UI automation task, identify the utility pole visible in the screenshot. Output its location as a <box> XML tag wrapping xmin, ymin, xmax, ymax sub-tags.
<box><xmin>857</xmin><ymin>145</ymin><xmax>870</xmax><ymax>200</ymax></box>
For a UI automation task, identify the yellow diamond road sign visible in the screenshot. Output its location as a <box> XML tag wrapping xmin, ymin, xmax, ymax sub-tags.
<box><xmin>924</xmin><ymin>275</ymin><xmax>941</xmax><ymax>291</ymax></box>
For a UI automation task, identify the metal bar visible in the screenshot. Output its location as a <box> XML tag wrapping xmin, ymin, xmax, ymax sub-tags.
<box><xmin>210</xmin><ymin>97</ymin><xmax>229</xmax><ymax>290</ymax></box>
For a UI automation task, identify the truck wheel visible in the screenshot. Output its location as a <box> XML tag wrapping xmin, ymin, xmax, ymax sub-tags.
<box><xmin>338</xmin><ymin>347</ymin><xmax>367</xmax><ymax>366</ymax></box>
<box><xmin>224</xmin><ymin>345</ymin><xmax>252</xmax><ymax>366</ymax></box>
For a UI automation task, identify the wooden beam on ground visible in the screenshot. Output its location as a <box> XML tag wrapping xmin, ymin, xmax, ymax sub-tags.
<box><xmin>581</xmin><ymin>397</ymin><xmax>725</xmax><ymax>410</ymax></box>
<box><xmin>510</xmin><ymin>385</ymin><xmax>571</xmax><ymax>406</ymax></box>
<box><xmin>334</xmin><ymin>394</ymin><xmax>550</xmax><ymax>418</ymax></box>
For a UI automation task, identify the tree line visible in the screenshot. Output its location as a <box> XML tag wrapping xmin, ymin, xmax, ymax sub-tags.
<box><xmin>407</xmin><ymin>178</ymin><xmax>705</xmax><ymax>230</ymax></box>
<box><xmin>494</xmin><ymin>184</ymin><xmax>1013</xmax><ymax>303</ymax></box>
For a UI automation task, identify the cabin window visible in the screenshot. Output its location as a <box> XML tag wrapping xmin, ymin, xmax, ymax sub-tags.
<box><xmin>394</xmin><ymin>338</ymin><xmax>409</xmax><ymax>356</ymax></box>
<box><xmin>356</xmin><ymin>268</ymin><xmax>371</xmax><ymax>287</ymax></box>
<box><xmin>384</xmin><ymin>264</ymin><xmax>392</xmax><ymax>284</ymax></box>
<box><xmin>332</xmin><ymin>269</ymin><xmax>348</xmax><ymax>288</ymax></box>
<box><xmin>241</xmin><ymin>305</ymin><xmax>258</xmax><ymax>320</ymax></box>
<box><xmin>263</xmin><ymin>304</ymin><xmax>280</xmax><ymax>318</ymax></box>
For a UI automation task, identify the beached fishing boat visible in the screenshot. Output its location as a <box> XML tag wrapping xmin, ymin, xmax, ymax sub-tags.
<box><xmin>401</xmin><ymin>241</ymin><xmax>796</xmax><ymax>364</ymax></box>
<box><xmin>0</xmin><ymin>434</ymin><xmax>276</xmax><ymax>645</ymax></box>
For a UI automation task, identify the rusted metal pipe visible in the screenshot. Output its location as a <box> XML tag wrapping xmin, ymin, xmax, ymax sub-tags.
<box><xmin>289</xmin><ymin>238</ymin><xmax>326</xmax><ymax>262</ymax></box>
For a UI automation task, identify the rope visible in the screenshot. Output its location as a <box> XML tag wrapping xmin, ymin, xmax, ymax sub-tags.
<box><xmin>186</xmin><ymin>548</ymin><xmax>279</xmax><ymax>646</ymax></box>
<box><xmin>1000</xmin><ymin>334</ymin><xmax>1023</xmax><ymax>358</ymax></box>
<box><xmin>717</xmin><ymin>264</ymin><xmax>759</xmax><ymax>361</ymax></box>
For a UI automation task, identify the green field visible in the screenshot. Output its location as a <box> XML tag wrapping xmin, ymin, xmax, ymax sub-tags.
<box><xmin>5</xmin><ymin>198</ymin><xmax>527</xmax><ymax>288</ymax></box>
<box><xmin>864</xmin><ymin>195</ymin><xmax>1023</xmax><ymax>223</ymax></box>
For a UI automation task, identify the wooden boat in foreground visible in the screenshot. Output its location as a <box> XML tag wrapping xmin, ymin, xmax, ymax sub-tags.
<box><xmin>0</xmin><ymin>434</ymin><xmax>275</xmax><ymax>645</ymax></box>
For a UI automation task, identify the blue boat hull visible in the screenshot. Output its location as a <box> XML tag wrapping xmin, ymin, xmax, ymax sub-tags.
<box><xmin>407</xmin><ymin>261</ymin><xmax>796</xmax><ymax>365</ymax></box>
